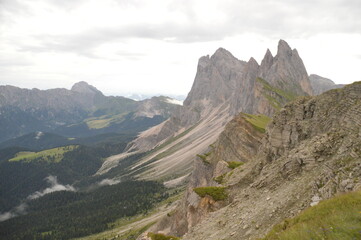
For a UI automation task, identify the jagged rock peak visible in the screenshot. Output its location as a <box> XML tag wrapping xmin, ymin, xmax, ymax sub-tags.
<box><xmin>248</xmin><ymin>57</ymin><xmax>258</xmax><ymax>65</ymax></box>
<box><xmin>212</xmin><ymin>47</ymin><xmax>234</xmax><ymax>59</ymax></box>
<box><xmin>259</xmin><ymin>49</ymin><xmax>274</xmax><ymax>79</ymax></box>
<box><xmin>248</xmin><ymin>57</ymin><xmax>259</xmax><ymax>66</ymax></box>
<box><xmin>262</xmin><ymin>49</ymin><xmax>274</xmax><ymax>64</ymax></box>
<box><xmin>277</xmin><ymin>39</ymin><xmax>293</xmax><ymax>56</ymax></box>
<box><xmin>71</xmin><ymin>81</ymin><xmax>102</xmax><ymax>95</ymax></box>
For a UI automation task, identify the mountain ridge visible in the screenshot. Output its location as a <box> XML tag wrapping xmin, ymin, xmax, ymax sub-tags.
<box><xmin>0</xmin><ymin>82</ymin><xmax>180</xmax><ymax>142</ymax></box>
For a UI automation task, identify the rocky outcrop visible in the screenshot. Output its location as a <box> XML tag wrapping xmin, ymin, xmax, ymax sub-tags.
<box><xmin>309</xmin><ymin>74</ymin><xmax>345</xmax><ymax>95</ymax></box>
<box><xmin>175</xmin><ymin>82</ymin><xmax>361</xmax><ymax>240</ymax></box>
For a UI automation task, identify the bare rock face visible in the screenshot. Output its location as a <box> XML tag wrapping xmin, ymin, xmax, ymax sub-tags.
<box><xmin>184</xmin><ymin>48</ymin><xmax>247</xmax><ymax>110</ymax></box>
<box><xmin>259</xmin><ymin>40</ymin><xmax>313</xmax><ymax>96</ymax></box>
<box><xmin>309</xmin><ymin>74</ymin><xmax>345</xmax><ymax>95</ymax></box>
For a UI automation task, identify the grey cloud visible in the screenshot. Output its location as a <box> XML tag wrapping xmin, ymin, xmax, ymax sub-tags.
<box><xmin>0</xmin><ymin>203</ymin><xmax>27</xmax><ymax>222</ymax></box>
<box><xmin>0</xmin><ymin>0</ymin><xmax>32</xmax><ymax>25</ymax></box>
<box><xmin>0</xmin><ymin>175</ymin><xmax>75</xmax><ymax>222</ymax></box>
<box><xmin>10</xmin><ymin>0</ymin><xmax>361</xmax><ymax>58</ymax></box>
<box><xmin>98</xmin><ymin>178</ymin><xmax>120</xmax><ymax>186</ymax></box>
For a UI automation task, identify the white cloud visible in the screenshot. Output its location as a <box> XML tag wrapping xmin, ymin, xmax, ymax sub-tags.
<box><xmin>98</xmin><ymin>178</ymin><xmax>120</xmax><ymax>186</ymax></box>
<box><xmin>0</xmin><ymin>203</ymin><xmax>28</xmax><ymax>222</ymax></box>
<box><xmin>0</xmin><ymin>175</ymin><xmax>75</xmax><ymax>222</ymax></box>
<box><xmin>27</xmin><ymin>175</ymin><xmax>75</xmax><ymax>200</ymax></box>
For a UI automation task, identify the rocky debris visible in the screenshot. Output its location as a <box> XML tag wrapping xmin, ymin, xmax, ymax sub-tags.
<box><xmin>309</xmin><ymin>74</ymin><xmax>345</xmax><ymax>95</ymax></box>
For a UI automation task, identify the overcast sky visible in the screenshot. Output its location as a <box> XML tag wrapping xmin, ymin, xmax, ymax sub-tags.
<box><xmin>1</xmin><ymin>0</ymin><xmax>360</xmax><ymax>96</ymax></box>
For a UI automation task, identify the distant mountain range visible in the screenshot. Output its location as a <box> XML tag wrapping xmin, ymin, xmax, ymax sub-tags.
<box><xmin>0</xmin><ymin>81</ymin><xmax>181</xmax><ymax>142</ymax></box>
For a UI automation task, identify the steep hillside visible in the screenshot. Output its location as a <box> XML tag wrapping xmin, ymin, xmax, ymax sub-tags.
<box><xmin>98</xmin><ymin>40</ymin><xmax>312</xmax><ymax>183</ymax></box>
<box><xmin>0</xmin><ymin>83</ymin><xmax>180</xmax><ymax>141</ymax></box>
<box><xmin>309</xmin><ymin>74</ymin><xmax>345</xmax><ymax>95</ymax></box>
<box><xmin>156</xmin><ymin>82</ymin><xmax>361</xmax><ymax>239</ymax></box>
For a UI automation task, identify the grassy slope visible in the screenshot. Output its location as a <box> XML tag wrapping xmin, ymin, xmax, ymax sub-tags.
<box><xmin>9</xmin><ymin>145</ymin><xmax>78</xmax><ymax>163</ymax></box>
<box><xmin>261</xmin><ymin>190</ymin><xmax>361</xmax><ymax>240</ymax></box>
<box><xmin>85</xmin><ymin>112</ymin><xmax>128</xmax><ymax>129</ymax></box>
<box><xmin>243</xmin><ymin>113</ymin><xmax>271</xmax><ymax>133</ymax></box>
<box><xmin>256</xmin><ymin>77</ymin><xmax>298</xmax><ymax>110</ymax></box>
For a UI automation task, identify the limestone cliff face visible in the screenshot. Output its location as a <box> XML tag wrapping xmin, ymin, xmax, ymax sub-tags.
<box><xmin>309</xmin><ymin>74</ymin><xmax>345</xmax><ymax>95</ymax></box>
<box><xmin>184</xmin><ymin>48</ymin><xmax>247</xmax><ymax>110</ymax></box>
<box><xmin>178</xmin><ymin>82</ymin><xmax>361</xmax><ymax>240</ymax></box>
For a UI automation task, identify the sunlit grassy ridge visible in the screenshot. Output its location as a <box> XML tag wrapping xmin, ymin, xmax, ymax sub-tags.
<box><xmin>261</xmin><ymin>190</ymin><xmax>361</xmax><ymax>240</ymax></box>
<box><xmin>85</xmin><ymin>112</ymin><xmax>128</xmax><ymax>129</ymax></box>
<box><xmin>243</xmin><ymin>113</ymin><xmax>271</xmax><ymax>133</ymax></box>
<box><xmin>9</xmin><ymin>145</ymin><xmax>78</xmax><ymax>163</ymax></box>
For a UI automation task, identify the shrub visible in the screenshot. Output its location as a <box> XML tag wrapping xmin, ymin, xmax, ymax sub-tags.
<box><xmin>197</xmin><ymin>154</ymin><xmax>210</xmax><ymax>164</ymax></box>
<box><xmin>243</xmin><ymin>113</ymin><xmax>271</xmax><ymax>133</ymax></box>
<box><xmin>213</xmin><ymin>174</ymin><xmax>226</xmax><ymax>184</ymax></box>
<box><xmin>193</xmin><ymin>186</ymin><xmax>228</xmax><ymax>201</ymax></box>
